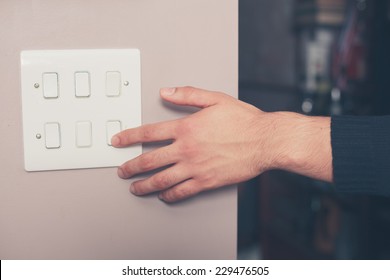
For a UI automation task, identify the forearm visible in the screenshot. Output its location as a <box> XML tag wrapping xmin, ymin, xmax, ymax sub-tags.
<box><xmin>265</xmin><ymin>112</ymin><xmax>333</xmax><ymax>182</ymax></box>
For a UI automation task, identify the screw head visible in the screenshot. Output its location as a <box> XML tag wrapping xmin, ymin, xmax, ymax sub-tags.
<box><xmin>34</xmin><ymin>83</ymin><xmax>40</xmax><ymax>89</ymax></box>
<box><xmin>36</xmin><ymin>133</ymin><xmax>42</xmax><ymax>139</ymax></box>
<box><xmin>124</xmin><ymin>81</ymin><xmax>129</xmax><ymax>86</ymax></box>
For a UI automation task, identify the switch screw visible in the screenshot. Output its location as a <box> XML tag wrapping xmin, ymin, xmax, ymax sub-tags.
<box><xmin>124</xmin><ymin>81</ymin><xmax>129</xmax><ymax>86</ymax></box>
<box><xmin>36</xmin><ymin>133</ymin><xmax>42</xmax><ymax>139</ymax></box>
<box><xmin>34</xmin><ymin>83</ymin><xmax>40</xmax><ymax>88</ymax></box>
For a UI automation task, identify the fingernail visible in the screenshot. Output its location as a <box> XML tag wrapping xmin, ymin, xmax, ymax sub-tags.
<box><xmin>129</xmin><ymin>183</ymin><xmax>136</xmax><ymax>193</ymax></box>
<box><xmin>111</xmin><ymin>135</ymin><xmax>120</xmax><ymax>146</ymax></box>
<box><xmin>158</xmin><ymin>193</ymin><xmax>165</xmax><ymax>201</ymax></box>
<box><xmin>161</xmin><ymin>87</ymin><xmax>176</xmax><ymax>96</ymax></box>
<box><xmin>117</xmin><ymin>167</ymin><xmax>125</xmax><ymax>178</ymax></box>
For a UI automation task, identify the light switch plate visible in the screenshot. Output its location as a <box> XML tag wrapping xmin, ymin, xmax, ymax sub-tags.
<box><xmin>20</xmin><ymin>49</ymin><xmax>142</xmax><ymax>171</ymax></box>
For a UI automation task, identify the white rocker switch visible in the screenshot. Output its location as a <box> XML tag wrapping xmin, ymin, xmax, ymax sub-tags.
<box><xmin>105</xmin><ymin>71</ymin><xmax>121</xmax><ymax>97</ymax></box>
<box><xmin>43</xmin><ymin>73</ymin><xmax>59</xmax><ymax>99</ymax></box>
<box><xmin>76</xmin><ymin>121</ymin><xmax>92</xmax><ymax>148</ymax></box>
<box><xmin>106</xmin><ymin>121</ymin><xmax>122</xmax><ymax>146</ymax></box>
<box><xmin>75</xmin><ymin>72</ymin><xmax>91</xmax><ymax>97</ymax></box>
<box><xmin>45</xmin><ymin>123</ymin><xmax>61</xmax><ymax>149</ymax></box>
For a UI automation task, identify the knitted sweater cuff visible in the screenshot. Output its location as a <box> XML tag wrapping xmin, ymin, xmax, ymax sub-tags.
<box><xmin>331</xmin><ymin>115</ymin><xmax>390</xmax><ymax>196</ymax></box>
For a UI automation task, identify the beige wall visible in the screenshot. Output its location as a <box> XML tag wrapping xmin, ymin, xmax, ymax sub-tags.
<box><xmin>0</xmin><ymin>0</ymin><xmax>238</xmax><ymax>259</ymax></box>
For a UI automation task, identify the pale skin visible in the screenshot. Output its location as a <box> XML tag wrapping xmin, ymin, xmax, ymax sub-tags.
<box><xmin>111</xmin><ymin>86</ymin><xmax>333</xmax><ymax>203</ymax></box>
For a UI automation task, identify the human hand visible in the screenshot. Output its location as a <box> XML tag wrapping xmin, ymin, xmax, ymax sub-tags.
<box><xmin>111</xmin><ymin>86</ymin><xmax>274</xmax><ymax>202</ymax></box>
<box><xmin>112</xmin><ymin>86</ymin><xmax>333</xmax><ymax>202</ymax></box>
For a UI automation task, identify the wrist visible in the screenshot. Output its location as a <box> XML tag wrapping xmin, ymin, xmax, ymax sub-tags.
<box><xmin>266</xmin><ymin>112</ymin><xmax>332</xmax><ymax>182</ymax></box>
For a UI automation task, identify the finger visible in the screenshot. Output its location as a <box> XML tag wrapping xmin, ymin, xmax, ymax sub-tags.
<box><xmin>111</xmin><ymin>121</ymin><xmax>177</xmax><ymax>147</ymax></box>
<box><xmin>158</xmin><ymin>179</ymin><xmax>204</xmax><ymax>203</ymax></box>
<box><xmin>118</xmin><ymin>145</ymin><xmax>177</xmax><ymax>179</ymax></box>
<box><xmin>160</xmin><ymin>86</ymin><xmax>233</xmax><ymax>109</ymax></box>
<box><xmin>130</xmin><ymin>165</ymin><xmax>190</xmax><ymax>196</ymax></box>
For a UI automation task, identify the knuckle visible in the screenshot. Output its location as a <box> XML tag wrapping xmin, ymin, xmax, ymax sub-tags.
<box><xmin>141</xmin><ymin>125</ymin><xmax>154</xmax><ymax>141</ymax></box>
<box><xmin>152</xmin><ymin>174</ymin><xmax>173</xmax><ymax>190</ymax></box>
<box><xmin>182</xmin><ymin>86</ymin><xmax>198</xmax><ymax>100</ymax></box>
<box><xmin>173</xmin><ymin>124</ymin><xmax>200</xmax><ymax>159</ymax></box>
<box><xmin>138</xmin><ymin>155</ymin><xmax>155</xmax><ymax>171</ymax></box>
<box><xmin>198</xmin><ymin>174</ymin><xmax>217</xmax><ymax>190</ymax></box>
<box><xmin>177</xmin><ymin>131</ymin><xmax>201</xmax><ymax>161</ymax></box>
<box><xmin>180</xmin><ymin>140</ymin><xmax>199</xmax><ymax>159</ymax></box>
<box><xmin>175</xmin><ymin>119</ymin><xmax>192</xmax><ymax>136</ymax></box>
<box><xmin>183</xmin><ymin>86</ymin><xmax>196</xmax><ymax>93</ymax></box>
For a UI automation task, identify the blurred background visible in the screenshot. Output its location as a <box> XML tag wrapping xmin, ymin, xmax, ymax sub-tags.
<box><xmin>238</xmin><ymin>0</ymin><xmax>390</xmax><ymax>259</ymax></box>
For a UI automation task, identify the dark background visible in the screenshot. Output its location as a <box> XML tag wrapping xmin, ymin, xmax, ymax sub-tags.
<box><xmin>237</xmin><ymin>0</ymin><xmax>390</xmax><ymax>259</ymax></box>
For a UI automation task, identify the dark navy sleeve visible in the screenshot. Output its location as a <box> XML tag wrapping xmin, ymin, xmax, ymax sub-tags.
<box><xmin>331</xmin><ymin>115</ymin><xmax>390</xmax><ymax>196</ymax></box>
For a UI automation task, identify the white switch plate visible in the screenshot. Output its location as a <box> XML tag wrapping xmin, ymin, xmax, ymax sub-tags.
<box><xmin>20</xmin><ymin>49</ymin><xmax>142</xmax><ymax>171</ymax></box>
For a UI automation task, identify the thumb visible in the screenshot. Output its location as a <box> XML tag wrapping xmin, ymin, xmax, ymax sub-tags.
<box><xmin>160</xmin><ymin>86</ymin><xmax>229</xmax><ymax>108</ymax></box>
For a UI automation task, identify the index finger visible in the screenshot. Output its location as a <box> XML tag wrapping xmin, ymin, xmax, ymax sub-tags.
<box><xmin>111</xmin><ymin>121</ymin><xmax>178</xmax><ymax>147</ymax></box>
